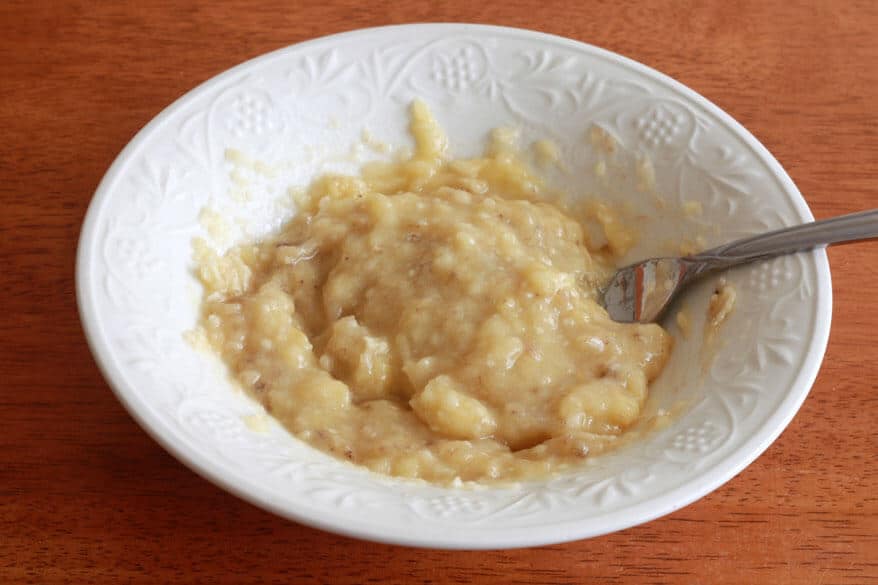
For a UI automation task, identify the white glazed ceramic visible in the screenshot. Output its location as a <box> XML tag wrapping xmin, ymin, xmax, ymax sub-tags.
<box><xmin>76</xmin><ymin>24</ymin><xmax>831</xmax><ymax>549</ymax></box>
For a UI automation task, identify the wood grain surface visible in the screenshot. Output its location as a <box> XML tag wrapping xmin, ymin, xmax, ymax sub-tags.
<box><xmin>2</xmin><ymin>1</ymin><xmax>877</xmax><ymax>583</ymax></box>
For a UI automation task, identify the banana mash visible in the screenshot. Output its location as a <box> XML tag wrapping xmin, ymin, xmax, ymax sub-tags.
<box><xmin>193</xmin><ymin>102</ymin><xmax>672</xmax><ymax>484</ymax></box>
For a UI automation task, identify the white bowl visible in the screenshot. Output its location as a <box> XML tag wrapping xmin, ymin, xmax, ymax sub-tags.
<box><xmin>76</xmin><ymin>24</ymin><xmax>831</xmax><ymax>549</ymax></box>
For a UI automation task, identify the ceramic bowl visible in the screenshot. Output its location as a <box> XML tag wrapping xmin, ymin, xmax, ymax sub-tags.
<box><xmin>77</xmin><ymin>24</ymin><xmax>831</xmax><ymax>549</ymax></box>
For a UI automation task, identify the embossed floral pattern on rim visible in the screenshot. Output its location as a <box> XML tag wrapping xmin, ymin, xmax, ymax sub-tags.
<box><xmin>76</xmin><ymin>24</ymin><xmax>832</xmax><ymax>549</ymax></box>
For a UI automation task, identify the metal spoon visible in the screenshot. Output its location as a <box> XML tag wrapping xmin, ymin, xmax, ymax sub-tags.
<box><xmin>601</xmin><ymin>208</ymin><xmax>878</xmax><ymax>323</ymax></box>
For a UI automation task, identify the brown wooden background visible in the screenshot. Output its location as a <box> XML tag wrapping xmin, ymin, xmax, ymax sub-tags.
<box><xmin>2</xmin><ymin>1</ymin><xmax>877</xmax><ymax>583</ymax></box>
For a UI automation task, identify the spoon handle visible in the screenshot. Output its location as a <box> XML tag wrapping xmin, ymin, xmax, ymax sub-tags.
<box><xmin>694</xmin><ymin>208</ymin><xmax>878</xmax><ymax>264</ymax></box>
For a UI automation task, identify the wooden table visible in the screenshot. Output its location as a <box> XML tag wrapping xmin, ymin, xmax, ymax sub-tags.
<box><xmin>3</xmin><ymin>1</ymin><xmax>877</xmax><ymax>582</ymax></box>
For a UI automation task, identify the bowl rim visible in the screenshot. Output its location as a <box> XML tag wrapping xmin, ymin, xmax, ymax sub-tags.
<box><xmin>76</xmin><ymin>23</ymin><xmax>832</xmax><ymax>549</ymax></box>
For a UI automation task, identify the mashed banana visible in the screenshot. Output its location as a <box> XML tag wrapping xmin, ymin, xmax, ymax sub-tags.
<box><xmin>193</xmin><ymin>102</ymin><xmax>671</xmax><ymax>484</ymax></box>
